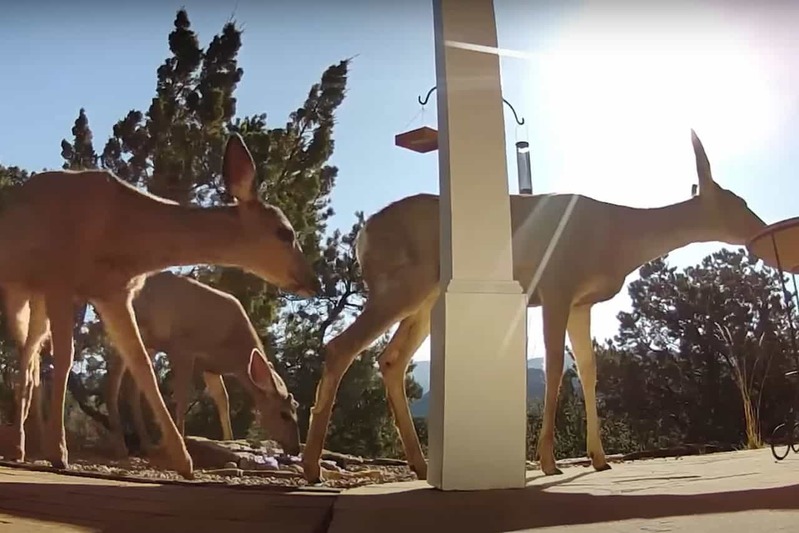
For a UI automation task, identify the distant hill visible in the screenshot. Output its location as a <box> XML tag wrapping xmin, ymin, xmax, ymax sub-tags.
<box><xmin>410</xmin><ymin>356</ymin><xmax>547</xmax><ymax>394</ymax></box>
<box><xmin>409</xmin><ymin>357</ymin><xmax>558</xmax><ymax>418</ymax></box>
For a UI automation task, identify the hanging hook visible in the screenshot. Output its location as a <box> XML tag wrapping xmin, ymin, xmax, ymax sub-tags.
<box><xmin>416</xmin><ymin>86</ymin><xmax>525</xmax><ymax>126</ymax></box>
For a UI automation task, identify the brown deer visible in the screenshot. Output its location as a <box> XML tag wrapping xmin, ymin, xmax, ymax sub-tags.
<box><xmin>0</xmin><ymin>134</ymin><xmax>319</xmax><ymax>478</ymax></box>
<box><xmin>104</xmin><ymin>270</ymin><xmax>300</xmax><ymax>456</ymax></box>
<box><xmin>300</xmin><ymin>131</ymin><xmax>766</xmax><ymax>482</ymax></box>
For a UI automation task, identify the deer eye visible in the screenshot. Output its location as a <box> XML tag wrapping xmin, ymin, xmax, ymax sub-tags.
<box><xmin>276</xmin><ymin>226</ymin><xmax>295</xmax><ymax>244</ymax></box>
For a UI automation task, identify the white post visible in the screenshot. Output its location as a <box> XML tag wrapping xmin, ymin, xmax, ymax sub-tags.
<box><xmin>427</xmin><ymin>0</ymin><xmax>528</xmax><ymax>491</ymax></box>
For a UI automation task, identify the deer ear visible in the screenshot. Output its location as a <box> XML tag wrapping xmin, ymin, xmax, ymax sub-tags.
<box><xmin>223</xmin><ymin>133</ymin><xmax>257</xmax><ymax>204</ymax></box>
<box><xmin>247</xmin><ymin>348</ymin><xmax>288</xmax><ymax>397</ymax></box>
<box><xmin>690</xmin><ymin>129</ymin><xmax>716</xmax><ymax>196</ymax></box>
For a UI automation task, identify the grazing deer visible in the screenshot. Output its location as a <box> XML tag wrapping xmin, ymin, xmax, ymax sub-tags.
<box><xmin>300</xmin><ymin>131</ymin><xmax>766</xmax><ymax>482</ymax></box>
<box><xmin>0</xmin><ymin>134</ymin><xmax>319</xmax><ymax>478</ymax></box>
<box><xmin>105</xmin><ymin>270</ymin><xmax>300</xmax><ymax>456</ymax></box>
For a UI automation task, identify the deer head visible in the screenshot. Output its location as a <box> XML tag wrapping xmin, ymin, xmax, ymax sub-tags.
<box><xmin>690</xmin><ymin>129</ymin><xmax>765</xmax><ymax>244</ymax></box>
<box><xmin>223</xmin><ymin>134</ymin><xmax>321</xmax><ymax>298</ymax></box>
<box><xmin>245</xmin><ymin>348</ymin><xmax>300</xmax><ymax>455</ymax></box>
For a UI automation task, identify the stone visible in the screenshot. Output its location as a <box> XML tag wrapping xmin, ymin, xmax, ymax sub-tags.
<box><xmin>184</xmin><ymin>436</ymin><xmax>241</xmax><ymax>469</ymax></box>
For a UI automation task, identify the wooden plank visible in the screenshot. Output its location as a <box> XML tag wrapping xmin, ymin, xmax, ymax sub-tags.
<box><xmin>0</xmin><ymin>465</ymin><xmax>336</xmax><ymax>533</ymax></box>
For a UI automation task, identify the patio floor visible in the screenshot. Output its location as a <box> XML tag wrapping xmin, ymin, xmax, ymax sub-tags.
<box><xmin>1</xmin><ymin>448</ymin><xmax>799</xmax><ymax>532</ymax></box>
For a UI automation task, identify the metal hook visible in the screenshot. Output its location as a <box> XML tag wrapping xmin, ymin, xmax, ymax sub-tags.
<box><xmin>416</xmin><ymin>86</ymin><xmax>525</xmax><ymax>126</ymax></box>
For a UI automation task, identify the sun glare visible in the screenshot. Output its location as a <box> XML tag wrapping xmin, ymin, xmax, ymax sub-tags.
<box><xmin>533</xmin><ymin>12</ymin><xmax>781</xmax><ymax>204</ymax></box>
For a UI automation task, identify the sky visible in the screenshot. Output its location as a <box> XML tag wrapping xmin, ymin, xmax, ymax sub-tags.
<box><xmin>2</xmin><ymin>0</ymin><xmax>799</xmax><ymax>365</ymax></box>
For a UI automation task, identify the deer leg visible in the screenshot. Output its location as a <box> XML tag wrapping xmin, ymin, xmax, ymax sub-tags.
<box><xmin>131</xmin><ymin>348</ymin><xmax>160</xmax><ymax>452</ymax></box>
<box><xmin>10</xmin><ymin>295</ymin><xmax>48</xmax><ymax>462</ymax></box>
<box><xmin>302</xmin><ymin>280</ymin><xmax>433</xmax><ymax>483</ymax></box>
<box><xmin>377</xmin><ymin>307</ymin><xmax>432</xmax><ymax>479</ymax></box>
<box><xmin>131</xmin><ymin>385</ymin><xmax>154</xmax><ymax>454</ymax></box>
<box><xmin>169</xmin><ymin>354</ymin><xmax>193</xmax><ymax>438</ymax></box>
<box><xmin>203</xmin><ymin>371</ymin><xmax>233</xmax><ymax>441</ymax></box>
<box><xmin>25</xmin><ymin>365</ymin><xmax>46</xmax><ymax>458</ymax></box>
<box><xmin>93</xmin><ymin>296</ymin><xmax>193</xmax><ymax>479</ymax></box>
<box><xmin>567</xmin><ymin>304</ymin><xmax>610</xmax><ymax>472</ymax></box>
<box><xmin>44</xmin><ymin>293</ymin><xmax>76</xmax><ymax>469</ymax></box>
<box><xmin>105</xmin><ymin>355</ymin><xmax>129</xmax><ymax>457</ymax></box>
<box><xmin>537</xmin><ymin>299</ymin><xmax>570</xmax><ymax>476</ymax></box>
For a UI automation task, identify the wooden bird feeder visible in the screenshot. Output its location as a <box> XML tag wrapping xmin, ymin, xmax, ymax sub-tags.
<box><xmin>395</xmin><ymin>126</ymin><xmax>439</xmax><ymax>153</ymax></box>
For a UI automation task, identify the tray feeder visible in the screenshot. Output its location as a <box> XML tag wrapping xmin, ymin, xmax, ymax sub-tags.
<box><xmin>747</xmin><ymin>218</ymin><xmax>799</xmax><ymax>460</ymax></box>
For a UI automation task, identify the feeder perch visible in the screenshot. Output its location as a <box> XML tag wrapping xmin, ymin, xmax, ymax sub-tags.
<box><xmin>395</xmin><ymin>126</ymin><xmax>439</xmax><ymax>153</ymax></box>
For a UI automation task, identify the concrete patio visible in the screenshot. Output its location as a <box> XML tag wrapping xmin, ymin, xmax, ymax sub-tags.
<box><xmin>1</xmin><ymin>448</ymin><xmax>798</xmax><ymax>532</ymax></box>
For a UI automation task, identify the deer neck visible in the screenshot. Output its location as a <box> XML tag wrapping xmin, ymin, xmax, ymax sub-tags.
<box><xmin>620</xmin><ymin>197</ymin><xmax>716</xmax><ymax>270</ymax></box>
<box><xmin>119</xmin><ymin>200</ymin><xmax>243</xmax><ymax>274</ymax></box>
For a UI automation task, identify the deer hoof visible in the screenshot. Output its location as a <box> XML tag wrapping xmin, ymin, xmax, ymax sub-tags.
<box><xmin>301</xmin><ymin>460</ymin><xmax>322</xmax><ymax>484</ymax></box>
<box><xmin>594</xmin><ymin>462</ymin><xmax>612</xmax><ymax>472</ymax></box>
<box><xmin>544</xmin><ymin>467</ymin><xmax>563</xmax><ymax>476</ymax></box>
<box><xmin>411</xmin><ymin>462</ymin><xmax>428</xmax><ymax>481</ymax></box>
<box><xmin>46</xmin><ymin>443</ymin><xmax>69</xmax><ymax>470</ymax></box>
<box><xmin>146</xmin><ymin>446</ymin><xmax>194</xmax><ymax>479</ymax></box>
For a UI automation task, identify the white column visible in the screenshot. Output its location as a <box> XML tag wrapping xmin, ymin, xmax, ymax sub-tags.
<box><xmin>427</xmin><ymin>0</ymin><xmax>528</xmax><ymax>491</ymax></box>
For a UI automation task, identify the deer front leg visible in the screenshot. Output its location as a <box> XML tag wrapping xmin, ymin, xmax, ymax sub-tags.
<box><xmin>202</xmin><ymin>371</ymin><xmax>234</xmax><ymax>441</ymax></box>
<box><xmin>567</xmin><ymin>304</ymin><xmax>610</xmax><ymax>472</ymax></box>
<box><xmin>44</xmin><ymin>293</ymin><xmax>77</xmax><ymax>469</ymax></box>
<box><xmin>10</xmin><ymin>296</ymin><xmax>49</xmax><ymax>463</ymax></box>
<box><xmin>93</xmin><ymin>296</ymin><xmax>193</xmax><ymax>479</ymax></box>
<box><xmin>302</xmin><ymin>282</ymin><xmax>428</xmax><ymax>483</ymax></box>
<box><xmin>537</xmin><ymin>299</ymin><xmax>570</xmax><ymax>476</ymax></box>
<box><xmin>377</xmin><ymin>310</ymin><xmax>431</xmax><ymax>480</ymax></box>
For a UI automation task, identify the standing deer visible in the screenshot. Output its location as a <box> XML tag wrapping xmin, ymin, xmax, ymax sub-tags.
<box><xmin>300</xmin><ymin>131</ymin><xmax>766</xmax><ymax>482</ymax></box>
<box><xmin>0</xmin><ymin>133</ymin><xmax>319</xmax><ymax>478</ymax></box>
<box><xmin>105</xmin><ymin>270</ymin><xmax>300</xmax><ymax>456</ymax></box>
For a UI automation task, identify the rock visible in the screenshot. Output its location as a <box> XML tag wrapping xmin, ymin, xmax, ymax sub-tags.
<box><xmin>369</xmin><ymin>458</ymin><xmax>408</xmax><ymax>467</ymax></box>
<box><xmin>238</xmin><ymin>453</ymin><xmax>280</xmax><ymax>471</ymax></box>
<box><xmin>320</xmin><ymin>450</ymin><xmax>365</xmax><ymax>467</ymax></box>
<box><xmin>284</xmin><ymin>464</ymin><xmax>304</xmax><ymax>474</ymax></box>
<box><xmin>276</xmin><ymin>454</ymin><xmax>302</xmax><ymax>466</ymax></box>
<box><xmin>184</xmin><ymin>436</ymin><xmax>241</xmax><ymax>469</ymax></box>
<box><xmin>320</xmin><ymin>459</ymin><xmax>340</xmax><ymax>471</ymax></box>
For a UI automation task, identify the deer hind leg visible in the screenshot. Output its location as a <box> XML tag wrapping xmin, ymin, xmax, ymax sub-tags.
<box><xmin>105</xmin><ymin>354</ymin><xmax>130</xmax><ymax>457</ymax></box>
<box><xmin>130</xmin><ymin>384</ymin><xmax>154</xmax><ymax>455</ymax></box>
<box><xmin>44</xmin><ymin>293</ymin><xmax>76</xmax><ymax>469</ymax></box>
<box><xmin>567</xmin><ymin>304</ymin><xmax>610</xmax><ymax>471</ymax></box>
<box><xmin>168</xmin><ymin>353</ymin><xmax>194</xmax><ymax>439</ymax></box>
<box><xmin>26</xmin><ymin>363</ymin><xmax>46</xmax><ymax>458</ymax></box>
<box><xmin>93</xmin><ymin>296</ymin><xmax>193</xmax><ymax>479</ymax></box>
<box><xmin>8</xmin><ymin>293</ymin><xmax>49</xmax><ymax>462</ymax></box>
<box><xmin>377</xmin><ymin>303</ymin><xmax>433</xmax><ymax>480</ymax></box>
<box><xmin>202</xmin><ymin>371</ymin><xmax>233</xmax><ymax>441</ymax></box>
<box><xmin>302</xmin><ymin>276</ymin><xmax>434</xmax><ymax>483</ymax></box>
<box><xmin>131</xmin><ymin>348</ymin><xmax>161</xmax><ymax>453</ymax></box>
<box><xmin>537</xmin><ymin>298</ymin><xmax>570</xmax><ymax>476</ymax></box>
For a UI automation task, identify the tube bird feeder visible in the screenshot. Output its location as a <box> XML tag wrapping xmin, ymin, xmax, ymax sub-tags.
<box><xmin>515</xmin><ymin>141</ymin><xmax>532</xmax><ymax>194</ymax></box>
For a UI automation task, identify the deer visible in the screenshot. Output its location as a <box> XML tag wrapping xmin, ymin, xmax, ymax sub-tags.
<box><xmin>299</xmin><ymin>130</ymin><xmax>767</xmax><ymax>483</ymax></box>
<box><xmin>103</xmin><ymin>270</ymin><xmax>300</xmax><ymax>457</ymax></box>
<box><xmin>0</xmin><ymin>133</ymin><xmax>319</xmax><ymax>479</ymax></box>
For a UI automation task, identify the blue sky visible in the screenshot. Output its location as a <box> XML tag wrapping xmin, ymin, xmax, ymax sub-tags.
<box><xmin>2</xmin><ymin>1</ymin><xmax>799</xmax><ymax>364</ymax></box>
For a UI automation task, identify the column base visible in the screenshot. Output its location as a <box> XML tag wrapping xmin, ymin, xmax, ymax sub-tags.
<box><xmin>427</xmin><ymin>279</ymin><xmax>528</xmax><ymax>491</ymax></box>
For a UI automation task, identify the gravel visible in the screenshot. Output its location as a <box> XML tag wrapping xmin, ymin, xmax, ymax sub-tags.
<box><xmin>9</xmin><ymin>446</ymin><xmax>417</xmax><ymax>490</ymax></box>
